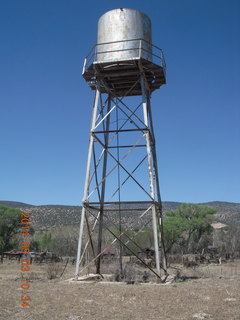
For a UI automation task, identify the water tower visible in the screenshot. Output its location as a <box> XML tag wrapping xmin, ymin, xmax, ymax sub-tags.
<box><xmin>75</xmin><ymin>8</ymin><xmax>167</xmax><ymax>281</ymax></box>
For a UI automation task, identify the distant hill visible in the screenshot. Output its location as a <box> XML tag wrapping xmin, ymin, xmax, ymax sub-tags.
<box><xmin>0</xmin><ymin>201</ymin><xmax>34</xmax><ymax>208</ymax></box>
<box><xmin>0</xmin><ymin>200</ymin><xmax>239</xmax><ymax>231</ymax></box>
<box><xmin>202</xmin><ymin>201</ymin><xmax>240</xmax><ymax>227</ymax></box>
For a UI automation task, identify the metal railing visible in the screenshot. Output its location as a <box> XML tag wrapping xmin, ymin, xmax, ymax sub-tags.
<box><xmin>82</xmin><ymin>38</ymin><xmax>166</xmax><ymax>75</ymax></box>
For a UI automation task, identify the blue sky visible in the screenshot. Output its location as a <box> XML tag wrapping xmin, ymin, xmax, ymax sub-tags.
<box><xmin>0</xmin><ymin>0</ymin><xmax>239</xmax><ymax>205</ymax></box>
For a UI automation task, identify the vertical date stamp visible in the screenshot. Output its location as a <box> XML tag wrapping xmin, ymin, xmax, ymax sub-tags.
<box><xmin>20</xmin><ymin>212</ymin><xmax>31</xmax><ymax>308</ymax></box>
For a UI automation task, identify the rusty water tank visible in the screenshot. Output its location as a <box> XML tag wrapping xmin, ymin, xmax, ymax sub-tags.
<box><xmin>96</xmin><ymin>8</ymin><xmax>152</xmax><ymax>62</ymax></box>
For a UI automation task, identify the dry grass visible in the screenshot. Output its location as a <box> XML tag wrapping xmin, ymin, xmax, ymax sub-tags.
<box><xmin>0</xmin><ymin>260</ymin><xmax>240</xmax><ymax>320</ymax></box>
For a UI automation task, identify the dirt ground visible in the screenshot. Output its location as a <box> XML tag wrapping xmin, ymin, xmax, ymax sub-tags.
<box><xmin>0</xmin><ymin>260</ymin><xmax>240</xmax><ymax>320</ymax></box>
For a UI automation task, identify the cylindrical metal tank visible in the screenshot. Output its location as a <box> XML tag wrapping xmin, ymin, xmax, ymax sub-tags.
<box><xmin>96</xmin><ymin>8</ymin><xmax>152</xmax><ymax>62</ymax></box>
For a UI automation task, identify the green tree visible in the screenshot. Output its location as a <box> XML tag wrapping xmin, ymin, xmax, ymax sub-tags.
<box><xmin>30</xmin><ymin>238</ymin><xmax>40</xmax><ymax>251</ymax></box>
<box><xmin>164</xmin><ymin>203</ymin><xmax>216</xmax><ymax>254</ymax></box>
<box><xmin>39</xmin><ymin>232</ymin><xmax>53</xmax><ymax>251</ymax></box>
<box><xmin>0</xmin><ymin>205</ymin><xmax>22</xmax><ymax>252</ymax></box>
<box><xmin>163</xmin><ymin>212</ymin><xmax>189</xmax><ymax>253</ymax></box>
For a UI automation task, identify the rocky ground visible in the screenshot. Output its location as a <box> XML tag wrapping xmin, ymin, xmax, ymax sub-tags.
<box><xmin>0</xmin><ymin>260</ymin><xmax>240</xmax><ymax>320</ymax></box>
